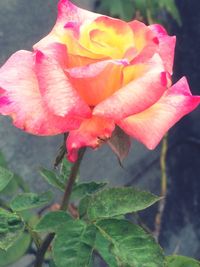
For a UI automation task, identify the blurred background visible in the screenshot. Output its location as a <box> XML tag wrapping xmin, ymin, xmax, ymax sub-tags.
<box><xmin>0</xmin><ymin>0</ymin><xmax>200</xmax><ymax>266</ymax></box>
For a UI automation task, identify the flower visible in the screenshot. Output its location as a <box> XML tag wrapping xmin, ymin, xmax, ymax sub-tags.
<box><xmin>0</xmin><ymin>0</ymin><xmax>199</xmax><ymax>162</ymax></box>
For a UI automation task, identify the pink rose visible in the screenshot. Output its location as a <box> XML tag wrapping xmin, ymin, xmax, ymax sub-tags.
<box><xmin>0</xmin><ymin>0</ymin><xmax>199</xmax><ymax>161</ymax></box>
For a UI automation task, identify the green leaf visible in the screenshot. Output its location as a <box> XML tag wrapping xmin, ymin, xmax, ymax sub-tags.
<box><xmin>121</xmin><ymin>0</ymin><xmax>135</xmax><ymax>21</ymax></box>
<box><xmin>60</xmin><ymin>158</ymin><xmax>73</xmax><ymax>182</ymax></box>
<box><xmin>49</xmin><ymin>260</ymin><xmax>57</xmax><ymax>267</ymax></box>
<box><xmin>159</xmin><ymin>0</ymin><xmax>181</xmax><ymax>25</ymax></box>
<box><xmin>0</xmin><ymin>209</ymin><xmax>25</xmax><ymax>250</ymax></box>
<box><xmin>79</xmin><ymin>195</ymin><xmax>91</xmax><ymax>218</ymax></box>
<box><xmin>87</xmin><ymin>187</ymin><xmax>160</xmax><ymax>221</ymax></box>
<box><xmin>14</xmin><ymin>174</ymin><xmax>30</xmax><ymax>193</ymax></box>
<box><xmin>0</xmin><ymin>166</ymin><xmax>14</xmax><ymax>192</ymax></box>
<box><xmin>0</xmin><ymin>152</ymin><xmax>7</xmax><ymax>168</ymax></box>
<box><xmin>0</xmin><ymin>152</ymin><xmax>20</xmax><ymax>196</ymax></box>
<box><xmin>10</xmin><ymin>191</ymin><xmax>53</xmax><ymax>212</ymax></box>
<box><xmin>0</xmin><ymin>232</ymin><xmax>31</xmax><ymax>266</ymax></box>
<box><xmin>134</xmin><ymin>0</ymin><xmax>147</xmax><ymax>11</ymax></box>
<box><xmin>98</xmin><ymin>0</ymin><xmax>134</xmax><ymax>21</ymax></box>
<box><xmin>166</xmin><ymin>255</ymin><xmax>200</xmax><ymax>267</ymax></box>
<box><xmin>109</xmin><ymin>0</ymin><xmax>126</xmax><ymax>19</ymax></box>
<box><xmin>94</xmin><ymin>230</ymin><xmax>118</xmax><ymax>267</ymax></box>
<box><xmin>53</xmin><ymin>220</ymin><xmax>96</xmax><ymax>267</ymax></box>
<box><xmin>1</xmin><ymin>179</ymin><xmax>18</xmax><ymax>196</ymax></box>
<box><xmin>71</xmin><ymin>182</ymin><xmax>107</xmax><ymax>201</ymax></box>
<box><xmin>40</xmin><ymin>168</ymin><xmax>65</xmax><ymax>191</ymax></box>
<box><xmin>96</xmin><ymin>219</ymin><xmax>165</xmax><ymax>267</ymax></box>
<box><xmin>35</xmin><ymin>211</ymin><xmax>72</xmax><ymax>233</ymax></box>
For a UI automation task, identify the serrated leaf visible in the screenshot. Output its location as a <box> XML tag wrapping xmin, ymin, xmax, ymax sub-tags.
<box><xmin>10</xmin><ymin>191</ymin><xmax>53</xmax><ymax>212</ymax></box>
<box><xmin>71</xmin><ymin>182</ymin><xmax>107</xmax><ymax>201</ymax></box>
<box><xmin>0</xmin><ymin>232</ymin><xmax>31</xmax><ymax>266</ymax></box>
<box><xmin>96</xmin><ymin>219</ymin><xmax>165</xmax><ymax>267</ymax></box>
<box><xmin>40</xmin><ymin>168</ymin><xmax>65</xmax><ymax>191</ymax></box>
<box><xmin>0</xmin><ymin>166</ymin><xmax>14</xmax><ymax>192</ymax></box>
<box><xmin>53</xmin><ymin>220</ymin><xmax>96</xmax><ymax>267</ymax></box>
<box><xmin>87</xmin><ymin>187</ymin><xmax>160</xmax><ymax>221</ymax></box>
<box><xmin>35</xmin><ymin>211</ymin><xmax>72</xmax><ymax>233</ymax></box>
<box><xmin>94</xmin><ymin>230</ymin><xmax>118</xmax><ymax>267</ymax></box>
<box><xmin>0</xmin><ymin>209</ymin><xmax>25</xmax><ymax>250</ymax></box>
<box><xmin>166</xmin><ymin>255</ymin><xmax>200</xmax><ymax>267</ymax></box>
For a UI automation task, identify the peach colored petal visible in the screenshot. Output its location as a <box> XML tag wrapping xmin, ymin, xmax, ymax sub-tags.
<box><xmin>122</xmin><ymin>63</ymin><xmax>146</xmax><ymax>86</ymax></box>
<box><xmin>34</xmin><ymin>50</ymin><xmax>91</xmax><ymax>117</ymax></box>
<box><xmin>66</xmin><ymin>59</ymin><xmax>127</xmax><ymax>106</ymax></box>
<box><xmin>118</xmin><ymin>77</ymin><xmax>200</xmax><ymax>149</ymax></box>
<box><xmin>43</xmin><ymin>41</ymin><xmax>107</xmax><ymax>69</ymax></box>
<box><xmin>149</xmin><ymin>24</ymin><xmax>176</xmax><ymax>74</ymax></box>
<box><xmin>67</xmin><ymin>53</ymin><xmax>107</xmax><ymax>68</ymax></box>
<box><xmin>93</xmin><ymin>54</ymin><xmax>167</xmax><ymax>120</ymax></box>
<box><xmin>0</xmin><ymin>51</ymin><xmax>83</xmax><ymax>135</ymax></box>
<box><xmin>67</xmin><ymin>116</ymin><xmax>115</xmax><ymax>162</ymax></box>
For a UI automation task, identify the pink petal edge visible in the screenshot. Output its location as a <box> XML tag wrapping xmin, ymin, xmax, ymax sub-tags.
<box><xmin>34</xmin><ymin>49</ymin><xmax>91</xmax><ymax>118</ymax></box>
<box><xmin>0</xmin><ymin>50</ymin><xmax>84</xmax><ymax>135</ymax></box>
<box><xmin>118</xmin><ymin>77</ymin><xmax>200</xmax><ymax>149</ymax></box>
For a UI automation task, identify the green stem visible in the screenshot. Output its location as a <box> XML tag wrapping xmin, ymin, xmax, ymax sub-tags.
<box><xmin>34</xmin><ymin>147</ymin><xmax>86</xmax><ymax>267</ymax></box>
<box><xmin>154</xmin><ymin>133</ymin><xmax>168</xmax><ymax>240</ymax></box>
<box><xmin>60</xmin><ymin>148</ymin><xmax>86</xmax><ymax>210</ymax></box>
<box><xmin>25</xmin><ymin>222</ymin><xmax>42</xmax><ymax>249</ymax></box>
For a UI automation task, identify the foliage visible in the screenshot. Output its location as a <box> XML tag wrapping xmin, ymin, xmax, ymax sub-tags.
<box><xmin>0</xmin><ymin>233</ymin><xmax>31</xmax><ymax>267</ymax></box>
<box><xmin>96</xmin><ymin>0</ymin><xmax>181</xmax><ymax>25</ymax></box>
<box><xmin>10</xmin><ymin>191</ymin><xmax>53</xmax><ymax>212</ymax></box>
<box><xmin>166</xmin><ymin>255</ymin><xmax>200</xmax><ymax>267</ymax></box>
<box><xmin>0</xmin><ymin>148</ymin><xmax>199</xmax><ymax>267</ymax></box>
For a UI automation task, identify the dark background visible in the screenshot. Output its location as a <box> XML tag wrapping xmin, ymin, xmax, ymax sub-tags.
<box><xmin>160</xmin><ymin>0</ymin><xmax>200</xmax><ymax>257</ymax></box>
<box><xmin>0</xmin><ymin>0</ymin><xmax>200</xmax><ymax>266</ymax></box>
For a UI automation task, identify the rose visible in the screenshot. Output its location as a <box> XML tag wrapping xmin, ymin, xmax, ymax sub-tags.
<box><xmin>0</xmin><ymin>0</ymin><xmax>199</xmax><ymax>162</ymax></box>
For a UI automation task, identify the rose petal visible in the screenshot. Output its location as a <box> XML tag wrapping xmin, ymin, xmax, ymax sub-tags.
<box><xmin>38</xmin><ymin>42</ymin><xmax>68</xmax><ymax>68</ymax></box>
<box><xmin>118</xmin><ymin>77</ymin><xmax>200</xmax><ymax>149</ymax></box>
<box><xmin>149</xmin><ymin>24</ymin><xmax>176</xmax><ymax>74</ymax></box>
<box><xmin>79</xmin><ymin>16</ymin><xmax>135</xmax><ymax>59</ymax></box>
<box><xmin>34</xmin><ymin>0</ymin><xmax>103</xmax><ymax>63</ymax></box>
<box><xmin>93</xmin><ymin>54</ymin><xmax>167</xmax><ymax>120</ymax></box>
<box><xmin>66</xmin><ymin>59</ymin><xmax>127</xmax><ymax>106</ymax></box>
<box><xmin>0</xmin><ymin>50</ymin><xmax>83</xmax><ymax>135</ymax></box>
<box><xmin>129</xmin><ymin>20</ymin><xmax>158</xmax><ymax>64</ymax></box>
<box><xmin>43</xmin><ymin>41</ymin><xmax>105</xmax><ymax>69</ymax></box>
<box><xmin>66</xmin><ymin>116</ymin><xmax>115</xmax><ymax>162</ymax></box>
<box><xmin>34</xmin><ymin>0</ymin><xmax>99</xmax><ymax>48</ymax></box>
<box><xmin>34</xmin><ymin>50</ymin><xmax>91</xmax><ymax>117</ymax></box>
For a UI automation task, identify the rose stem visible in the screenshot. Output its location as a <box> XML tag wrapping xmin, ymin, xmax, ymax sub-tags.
<box><xmin>34</xmin><ymin>147</ymin><xmax>86</xmax><ymax>267</ymax></box>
